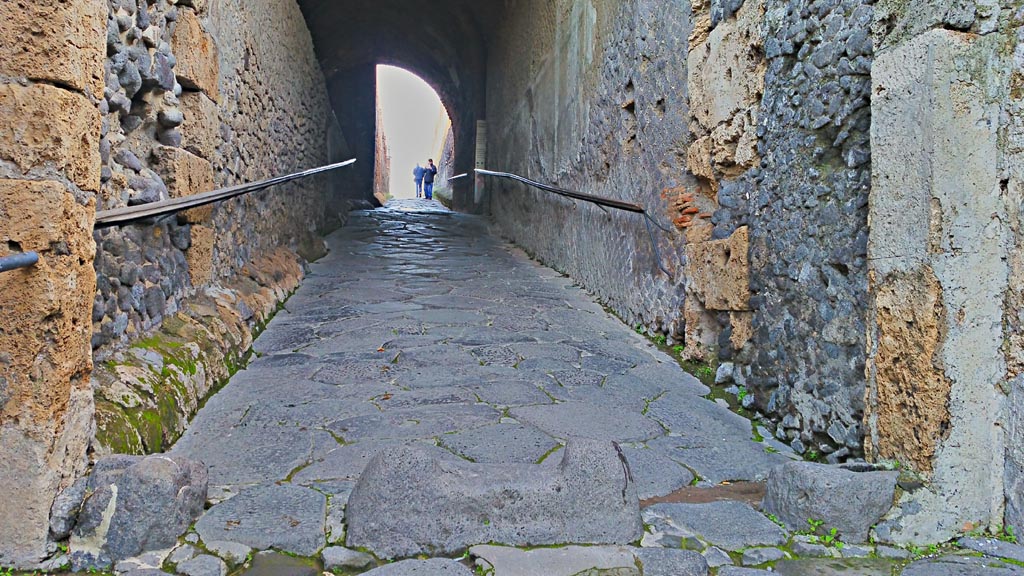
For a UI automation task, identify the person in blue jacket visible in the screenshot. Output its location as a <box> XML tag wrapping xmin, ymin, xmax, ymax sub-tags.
<box><xmin>413</xmin><ymin>164</ymin><xmax>425</xmax><ymax>198</ymax></box>
<box><xmin>423</xmin><ymin>159</ymin><xmax>438</xmax><ymax>200</ymax></box>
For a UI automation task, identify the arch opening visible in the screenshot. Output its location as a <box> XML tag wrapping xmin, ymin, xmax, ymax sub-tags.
<box><xmin>376</xmin><ymin>65</ymin><xmax>453</xmax><ymax>201</ymax></box>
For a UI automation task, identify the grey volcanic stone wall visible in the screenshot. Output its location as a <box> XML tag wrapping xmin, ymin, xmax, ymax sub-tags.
<box><xmin>744</xmin><ymin>0</ymin><xmax>873</xmax><ymax>459</ymax></box>
<box><xmin>486</xmin><ymin>0</ymin><xmax>692</xmax><ymax>337</ymax></box>
<box><xmin>92</xmin><ymin>0</ymin><xmax>348</xmax><ymax>354</ymax></box>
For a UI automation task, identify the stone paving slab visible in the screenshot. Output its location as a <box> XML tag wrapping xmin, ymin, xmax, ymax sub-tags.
<box><xmin>195</xmin><ymin>484</ymin><xmax>326</xmax><ymax>556</ymax></box>
<box><xmin>511</xmin><ymin>402</ymin><xmax>666</xmax><ymax>442</ymax></box>
<box><xmin>772</xmin><ymin>558</ymin><xmax>901</xmax><ymax>575</ymax></box>
<box><xmin>901</xmin><ymin>554</ymin><xmax>1024</xmax><ymax>575</ymax></box>
<box><xmin>470</xmin><ymin>544</ymin><xmax>638</xmax><ymax>576</ymax></box>
<box><xmin>360</xmin><ymin>559</ymin><xmax>475</xmax><ymax>575</ymax></box>
<box><xmin>642</xmin><ymin>501</ymin><xmax>787</xmax><ymax>552</ymax></box>
<box><xmin>438</xmin><ymin>422</ymin><xmax>561</xmax><ymax>464</ymax></box>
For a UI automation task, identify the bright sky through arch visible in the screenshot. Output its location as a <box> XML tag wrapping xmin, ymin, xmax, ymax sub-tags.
<box><xmin>377</xmin><ymin>65</ymin><xmax>451</xmax><ymax>199</ymax></box>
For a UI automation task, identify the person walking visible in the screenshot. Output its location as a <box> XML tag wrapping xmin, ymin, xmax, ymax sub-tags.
<box><xmin>423</xmin><ymin>159</ymin><xmax>438</xmax><ymax>200</ymax></box>
<box><xmin>413</xmin><ymin>164</ymin><xmax>425</xmax><ymax>198</ymax></box>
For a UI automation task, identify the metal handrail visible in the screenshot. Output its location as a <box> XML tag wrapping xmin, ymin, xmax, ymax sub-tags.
<box><xmin>95</xmin><ymin>159</ymin><xmax>357</xmax><ymax>228</ymax></box>
<box><xmin>0</xmin><ymin>252</ymin><xmax>39</xmax><ymax>274</ymax></box>
<box><xmin>448</xmin><ymin>173</ymin><xmax>469</xmax><ymax>181</ymax></box>
<box><xmin>474</xmin><ymin>168</ymin><xmax>674</xmax><ymax>278</ymax></box>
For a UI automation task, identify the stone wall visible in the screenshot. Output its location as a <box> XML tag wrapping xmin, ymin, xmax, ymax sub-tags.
<box><xmin>866</xmin><ymin>1</ymin><xmax>1022</xmax><ymax>544</ymax></box>
<box><xmin>94</xmin><ymin>0</ymin><xmax>342</xmax><ymax>352</ymax></box>
<box><xmin>374</xmin><ymin>100</ymin><xmax>390</xmax><ymax>205</ymax></box>
<box><xmin>89</xmin><ymin>0</ymin><xmax>347</xmax><ymax>464</ymax></box>
<box><xmin>0</xmin><ymin>1</ymin><xmax>105</xmax><ymax>567</ymax></box>
<box><xmin>486</xmin><ymin>0</ymin><xmax>692</xmax><ymax>338</ymax></box>
<box><xmin>742</xmin><ymin>0</ymin><xmax>874</xmax><ymax>459</ymax></box>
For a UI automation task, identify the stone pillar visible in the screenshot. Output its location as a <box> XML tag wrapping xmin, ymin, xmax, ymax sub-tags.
<box><xmin>473</xmin><ymin>120</ymin><xmax>488</xmax><ymax>214</ymax></box>
<box><xmin>0</xmin><ymin>0</ymin><xmax>105</xmax><ymax>567</ymax></box>
<box><xmin>867</xmin><ymin>29</ymin><xmax>1010</xmax><ymax>544</ymax></box>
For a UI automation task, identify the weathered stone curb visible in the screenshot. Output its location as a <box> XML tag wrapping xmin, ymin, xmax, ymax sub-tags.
<box><xmin>91</xmin><ymin>248</ymin><xmax>304</xmax><ymax>456</ymax></box>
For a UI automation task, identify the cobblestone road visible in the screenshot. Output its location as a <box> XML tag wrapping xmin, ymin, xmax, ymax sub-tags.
<box><xmin>165</xmin><ymin>201</ymin><xmax>1014</xmax><ymax>576</ymax></box>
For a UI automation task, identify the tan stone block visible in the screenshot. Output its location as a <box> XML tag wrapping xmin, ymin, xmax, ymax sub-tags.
<box><xmin>0</xmin><ymin>83</ymin><xmax>101</xmax><ymax>192</ymax></box>
<box><xmin>865</xmin><ymin>266</ymin><xmax>950</xmax><ymax>474</ymax></box>
<box><xmin>151</xmin><ymin>147</ymin><xmax>215</xmax><ymax>222</ymax></box>
<box><xmin>684</xmin><ymin>226</ymin><xmax>751</xmax><ymax>311</ymax></box>
<box><xmin>729</xmin><ymin>311</ymin><xmax>753</xmax><ymax>350</ymax></box>
<box><xmin>0</xmin><ymin>0</ymin><xmax>106</xmax><ymax>97</ymax></box>
<box><xmin>682</xmin><ymin>296</ymin><xmax>717</xmax><ymax>361</ymax></box>
<box><xmin>187</xmin><ymin>224</ymin><xmax>215</xmax><ymax>286</ymax></box>
<box><xmin>686</xmin><ymin>136</ymin><xmax>716</xmax><ymax>183</ymax></box>
<box><xmin>0</xmin><ymin>180</ymin><xmax>96</xmax><ymax>425</ymax></box>
<box><xmin>172</xmin><ymin>9</ymin><xmax>220</xmax><ymax>101</ymax></box>
<box><xmin>179</xmin><ymin>91</ymin><xmax>220</xmax><ymax>161</ymax></box>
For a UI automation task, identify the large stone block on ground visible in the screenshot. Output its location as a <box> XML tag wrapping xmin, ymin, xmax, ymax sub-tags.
<box><xmin>151</xmin><ymin>147</ymin><xmax>215</xmax><ymax>223</ymax></box>
<box><xmin>172</xmin><ymin>8</ymin><xmax>220</xmax><ymax>100</ymax></box>
<box><xmin>0</xmin><ymin>83</ymin><xmax>101</xmax><ymax>192</ymax></box>
<box><xmin>345</xmin><ymin>439</ymin><xmax>643</xmax><ymax>559</ymax></box>
<box><xmin>762</xmin><ymin>462</ymin><xmax>897</xmax><ymax>543</ymax></box>
<box><xmin>179</xmin><ymin>92</ymin><xmax>220</xmax><ymax>161</ymax></box>
<box><xmin>69</xmin><ymin>455</ymin><xmax>208</xmax><ymax>569</ymax></box>
<box><xmin>0</xmin><ymin>0</ymin><xmax>106</xmax><ymax>96</ymax></box>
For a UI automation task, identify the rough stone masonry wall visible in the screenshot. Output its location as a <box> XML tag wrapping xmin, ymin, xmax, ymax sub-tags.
<box><xmin>742</xmin><ymin>0</ymin><xmax>874</xmax><ymax>459</ymax></box>
<box><xmin>89</xmin><ymin>0</ymin><xmax>339</xmax><ymax>456</ymax></box>
<box><xmin>486</xmin><ymin>0</ymin><xmax>693</xmax><ymax>338</ymax></box>
<box><xmin>866</xmin><ymin>0</ymin><xmax>1022</xmax><ymax>544</ymax></box>
<box><xmin>0</xmin><ymin>1</ymin><xmax>105</xmax><ymax>567</ymax></box>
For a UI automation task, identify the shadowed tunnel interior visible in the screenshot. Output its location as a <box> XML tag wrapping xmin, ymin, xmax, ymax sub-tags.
<box><xmin>296</xmin><ymin>1</ymin><xmax>507</xmax><ymax>201</ymax></box>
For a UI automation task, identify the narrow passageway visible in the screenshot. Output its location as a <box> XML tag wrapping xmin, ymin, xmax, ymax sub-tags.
<box><xmin>167</xmin><ymin>200</ymin><xmax>805</xmax><ymax>573</ymax></box>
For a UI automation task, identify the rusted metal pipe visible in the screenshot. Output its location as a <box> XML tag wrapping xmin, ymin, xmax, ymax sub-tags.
<box><xmin>95</xmin><ymin>159</ymin><xmax>357</xmax><ymax>228</ymax></box>
<box><xmin>475</xmin><ymin>168</ymin><xmax>674</xmax><ymax>278</ymax></box>
<box><xmin>0</xmin><ymin>252</ymin><xmax>39</xmax><ymax>273</ymax></box>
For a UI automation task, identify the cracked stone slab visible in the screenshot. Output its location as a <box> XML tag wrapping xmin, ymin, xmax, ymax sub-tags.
<box><xmin>642</xmin><ymin>501</ymin><xmax>786</xmax><ymax>552</ymax></box>
<box><xmin>773</xmin><ymin>558</ymin><xmax>908</xmax><ymax>575</ymax></box>
<box><xmin>438</xmin><ymin>422</ymin><xmax>561</xmax><ymax>464</ymax></box>
<box><xmin>511</xmin><ymin>402</ymin><xmax>665</xmax><ymax>443</ymax></box>
<box><xmin>900</xmin><ymin>554</ymin><xmax>1024</xmax><ymax>575</ymax></box>
<box><xmin>633</xmin><ymin>547</ymin><xmax>709</xmax><ymax>576</ymax></box>
<box><xmin>647</xmin><ymin>435</ymin><xmax>789</xmax><ymax>484</ymax></box>
<box><xmin>292</xmin><ymin>440</ymin><xmax>446</xmax><ymax>483</ymax></box>
<box><xmin>326</xmin><ymin>404</ymin><xmax>501</xmax><ymax>441</ymax></box>
<box><xmin>360</xmin><ymin>559</ymin><xmax>475</xmax><ymax>575</ymax></box>
<box><xmin>346</xmin><ymin>439</ymin><xmax>642</xmax><ymax>558</ymax></box>
<box><xmin>194</xmin><ymin>484</ymin><xmax>326</xmax><ymax>557</ymax></box>
<box><xmin>959</xmin><ymin>538</ymin><xmax>1024</xmax><ymax>563</ymax></box>
<box><xmin>619</xmin><ymin>446</ymin><xmax>696</xmax><ymax>500</ymax></box>
<box><xmin>471</xmin><ymin>544</ymin><xmax>638</xmax><ymax>576</ymax></box>
<box><xmin>172</xmin><ymin>425</ymin><xmax>333</xmax><ymax>486</ymax></box>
